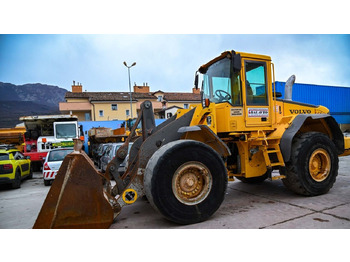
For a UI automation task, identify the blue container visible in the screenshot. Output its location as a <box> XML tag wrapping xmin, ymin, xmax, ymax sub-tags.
<box><xmin>274</xmin><ymin>81</ymin><xmax>350</xmax><ymax>124</ymax></box>
<box><xmin>78</xmin><ymin>120</ymin><xmax>124</xmax><ymax>154</ymax></box>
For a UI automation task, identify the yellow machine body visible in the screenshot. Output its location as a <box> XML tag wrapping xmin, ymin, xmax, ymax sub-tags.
<box><xmin>177</xmin><ymin>51</ymin><xmax>349</xmax><ymax>181</ymax></box>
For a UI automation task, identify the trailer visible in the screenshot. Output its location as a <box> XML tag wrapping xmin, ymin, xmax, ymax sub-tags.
<box><xmin>0</xmin><ymin>126</ymin><xmax>26</xmax><ymax>151</ymax></box>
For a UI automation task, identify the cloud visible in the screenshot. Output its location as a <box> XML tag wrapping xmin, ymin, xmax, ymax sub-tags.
<box><xmin>0</xmin><ymin>34</ymin><xmax>349</xmax><ymax>93</ymax></box>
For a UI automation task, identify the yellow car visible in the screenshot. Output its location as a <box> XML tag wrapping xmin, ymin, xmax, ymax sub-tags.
<box><xmin>0</xmin><ymin>145</ymin><xmax>32</xmax><ymax>189</ymax></box>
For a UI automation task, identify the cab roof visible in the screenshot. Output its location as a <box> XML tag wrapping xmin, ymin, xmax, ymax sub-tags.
<box><xmin>198</xmin><ymin>50</ymin><xmax>271</xmax><ymax>73</ymax></box>
<box><xmin>238</xmin><ymin>51</ymin><xmax>271</xmax><ymax>61</ymax></box>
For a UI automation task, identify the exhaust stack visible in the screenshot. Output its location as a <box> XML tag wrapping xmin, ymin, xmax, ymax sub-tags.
<box><xmin>284</xmin><ymin>75</ymin><xmax>296</xmax><ymax>101</ymax></box>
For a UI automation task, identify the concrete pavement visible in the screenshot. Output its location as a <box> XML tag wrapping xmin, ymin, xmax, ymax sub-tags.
<box><xmin>111</xmin><ymin>155</ymin><xmax>350</xmax><ymax>229</ymax></box>
<box><xmin>1</xmin><ymin>156</ymin><xmax>350</xmax><ymax>229</ymax></box>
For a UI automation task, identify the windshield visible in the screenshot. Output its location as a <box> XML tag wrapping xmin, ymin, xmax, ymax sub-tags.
<box><xmin>113</xmin><ymin>143</ymin><xmax>133</xmax><ymax>155</ymax></box>
<box><xmin>48</xmin><ymin>149</ymin><xmax>73</xmax><ymax>162</ymax></box>
<box><xmin>114</xmin><ymin>145</ymin><xmax>122</xmax><ymax>155</ymax></box>
<box><xmin>56</xmin><ymin>123</ymin><xmax>77</xmax><ymax>139</ymax></box>
<box><xmin>127</xmin><ymin>119</ymin><xmax>141</xmax><ymax>130</ymax></box>
<box><xmin>99</xmin><ymin>144</ymin><xmax>109</xmax><ymax>156</ymax></box>
<box><xmin>202</xmin><ymin>57</ymin><xmax>242</xmax><ymax>105</ymax></box>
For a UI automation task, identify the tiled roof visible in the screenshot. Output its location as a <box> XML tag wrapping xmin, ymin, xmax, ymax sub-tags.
<box><xmin>65</xmin><ymin>91</ymin><xmax>201</xmax><ymax>102</ymax></box>
<box><xmin>65</xmin><ymin>92</ymin><xmax>155</xmax><ymax>101</ymax></box>
<box><xmin>163</xmin><ymin>92</ymin><xmax>201</xmax><ymax>102</ymax></box>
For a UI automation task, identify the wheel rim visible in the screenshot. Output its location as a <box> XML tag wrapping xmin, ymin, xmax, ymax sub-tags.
<box><xmin>172</xmin><ymin>161</ymin><xmax>212</xmax><ymax>205</ymax></box>
<box><xmin>308</xmin><ymin>149</ymin><xmax>331</xmax><ymax>182</ymax></box>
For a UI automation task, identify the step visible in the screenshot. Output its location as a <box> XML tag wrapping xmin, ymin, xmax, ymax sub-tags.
<box><xmin>270</xmin><ymin>162</ymin><xmax>284</xmax><ymax>167</ymax></box>
<box><xmin>266</xmin><ymin>150</ymin><xmax>279</xmax><ymax>153</ymax></box>
<box><xmin>270</xmin><ymin>175</ymin><xmax>286</xmax><ymax>180</ymax></box>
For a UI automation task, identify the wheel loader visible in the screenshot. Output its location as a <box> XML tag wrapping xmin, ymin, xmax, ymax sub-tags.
<box><xmin>33</xmin><ymin>50</ymin><xmax>350</xmax><ymax>228</ymax></box>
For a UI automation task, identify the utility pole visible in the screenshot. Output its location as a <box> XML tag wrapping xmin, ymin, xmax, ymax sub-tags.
<box><xmin>123</xmin><ymin>61</ymin><xmax>136</xmax><ymax>118</ymax></box>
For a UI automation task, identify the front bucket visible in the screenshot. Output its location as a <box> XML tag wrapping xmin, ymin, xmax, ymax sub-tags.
<box><xmin>33</xmin><ymin>151</ymin><xmax>114</xmax><ymax>229</ymax></box>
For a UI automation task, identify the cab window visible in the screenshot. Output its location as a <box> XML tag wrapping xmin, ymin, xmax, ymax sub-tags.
<box><xmin>201</xmin><ymin>57</ymin><xmax>243</xmax><ymax>106</ymax></box>
<box><xmin>56</xmin><ymin>124</ymin><xmax>77</xmax><ymax>139</ymax></box>
<box><xmin>245</xmin><ymin>61</ymin><xmax>268</xmax><ymax>105</ymax></box>
<box><xmin>202</xmin><ymin>58</ymin><xmax>233</xmax><ymax>104</ymax></box>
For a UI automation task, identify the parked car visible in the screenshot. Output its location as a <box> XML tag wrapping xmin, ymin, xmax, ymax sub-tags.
<box><xmin>118</xmin><ymin>154</ymin><xmax>129</xmax><ymax>176</ymax></box>
<box><xmin>100</xmin><ymin>143</ymin><xmax>122</xmax><ymax>173</ymax></box>
<box><xmin>42</xmin><ymin>148</ymin><xmax>74</xmax><ymax>186</ymax></box>
<box><xmin>0</xmin><ymin>145</ymin><xmax>32</xmax><ymax>189</ymax></box>
<box><xmin>95</xmin><ymin>143</ymin><xmax>111</xmax><ymax>169</ymax></box>
<box><xmin>100</xmin><ymin>142</ymin><xmax>133</xmax><ymax>173</ymax></box>
<box><xmin>93</xmin><ymin>143</ymin><xmax>104</xmax><ymax>166</ymax></box>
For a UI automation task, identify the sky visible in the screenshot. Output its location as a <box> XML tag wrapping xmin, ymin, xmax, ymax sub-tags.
<box><xmin>1</xmin><ymin>1</ymin><xmax>349</xmax><ymax>94</ymax></box>
<box><xmin>1</xmin><ymin>34</ymin><xmax>349</xmax><ymax>93</ymax></box>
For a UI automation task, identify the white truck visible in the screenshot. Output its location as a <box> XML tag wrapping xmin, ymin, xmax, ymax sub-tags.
<box><xmin>19</xmin><ymin>115</ymin><xmax>82</xmax><ymax>171</ymax></box>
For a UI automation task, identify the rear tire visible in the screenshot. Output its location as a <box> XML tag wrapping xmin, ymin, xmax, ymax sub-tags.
<box><xmin>282</xmin><ymin>132</ymin><xmax>338</xmax><ymax>196</ymax></box>
<box><xmin>144</xmin><ymin>140</ymin><xmax>227</xmax><ymax>224</ymax></box>
<box><xmin>12</xmin><ymin>169</ymin><xmax>21</xmax><ymax>189</ymax></box>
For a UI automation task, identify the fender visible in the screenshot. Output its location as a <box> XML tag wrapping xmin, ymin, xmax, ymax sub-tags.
<box><xmin>178</xmin><ymin>125</ymin><xmax>231</xmax><ymax>157</ymax></box>
<box><xmin>280</xmin><ymin>114</ymin><xmax>344</xmax><ymax>162</ymax></box>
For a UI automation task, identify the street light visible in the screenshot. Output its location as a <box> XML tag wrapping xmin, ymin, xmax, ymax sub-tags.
<box><xmin>123</xmin><ymin>61</ymin><xmax>136</xmax><ymax>119</ymax></box>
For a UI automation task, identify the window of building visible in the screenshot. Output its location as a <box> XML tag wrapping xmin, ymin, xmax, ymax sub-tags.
<box><xmin>99</xmin><ymin>110</ymin><xmax>104</xmax><ymax>117</ymax></box>
<box><xmin>157</xmin><ymin>96</ymin><xmax>163</xmax><ymax>102</ymax></box>
<box><xmin>111</xmin><ymin>104</ymin><xmax>118</xmax><ymax>111</ymax></box>
<box><xmin>85</xmin><ymin>113</ymin><xmax>91</xmax><ymax>121</ymax></box>
<box><xmin>184</xmin><ymin>103</ymin><xmax>189</xmax><ymax>109</ymax></box>
<box><xmin>126</xmin><ymin>109</ymin><xmax>130</xmax><ymax>117</ymax></box>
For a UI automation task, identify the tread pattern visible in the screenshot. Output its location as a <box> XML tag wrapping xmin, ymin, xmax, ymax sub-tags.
<box><xmin>282</xmin><ymin>132</ymin><xmax>338</xmax><ymax>196</ymax></box>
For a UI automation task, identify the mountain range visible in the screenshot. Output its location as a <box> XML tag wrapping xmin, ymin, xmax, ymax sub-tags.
<box><xmin>0</xmin><ymin>82</ymin><xmax>68</xmax><ymax>128</ymax></box>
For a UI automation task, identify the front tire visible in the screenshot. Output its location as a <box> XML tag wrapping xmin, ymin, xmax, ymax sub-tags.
<box><xmin>144</xmin><ymin>140</ymin><xmax>227</xmax><ymax>225</ymax></box>
<box><xmin>282</xmin><ymin>132</ymin><xmax>338</xmax><ymax>196</ymax></box>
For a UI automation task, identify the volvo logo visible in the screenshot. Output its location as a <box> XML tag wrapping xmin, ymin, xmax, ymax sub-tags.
<box><xmin>289</xmin><ymin>109</ymin><xmax>312</xmax><ymax>114</ymax></box>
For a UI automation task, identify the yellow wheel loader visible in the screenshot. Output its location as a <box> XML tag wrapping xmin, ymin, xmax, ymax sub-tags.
<box><xmin>33</xmin><ymin>50</ymin><xmax>350</xmax><ymax>228</ymax></box>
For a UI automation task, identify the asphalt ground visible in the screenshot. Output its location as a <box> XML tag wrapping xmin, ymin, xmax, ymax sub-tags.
<box><xmin>111</xmin><ymin>155</ymin><xmax>350</xmax><ymax>229</ymax></box>
<box><xmin>2</xmin><ymin>156</ymin><xmax>349</xmax><ymax>262</ymax></box>
<box><xmin>1</xmin><ymin>156</ymin><xmax>350</xmax><ymax>229</ymax></box>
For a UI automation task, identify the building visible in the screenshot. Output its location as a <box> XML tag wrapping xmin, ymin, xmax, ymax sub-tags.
<box><xmin>59</xmin><ymin>82</ymin><xmax>201</xmax><ymax>121</ymax></box>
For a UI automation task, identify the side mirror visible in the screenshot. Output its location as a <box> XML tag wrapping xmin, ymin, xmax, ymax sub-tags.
<box><xmin>232</xmin><ymin>53</ymin><xmax>241</xmax><ymax>72</ymax></box>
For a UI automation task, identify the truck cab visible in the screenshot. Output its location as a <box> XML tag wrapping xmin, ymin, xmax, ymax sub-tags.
<box><xmin>194</xmin><ymin>51</ymin><xmax>331</xmax><ymax>134</ymax></box>
<box><xmin>37</xmin><ymin>121</ymin><xmax>79</xmax><ymax>151</ymax></box>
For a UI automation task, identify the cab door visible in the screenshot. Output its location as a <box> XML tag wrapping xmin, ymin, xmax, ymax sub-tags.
<box><xmin>243</xmin><ymin>59</ymin><xmax>272</xmax><ymax>128</ymax></box>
